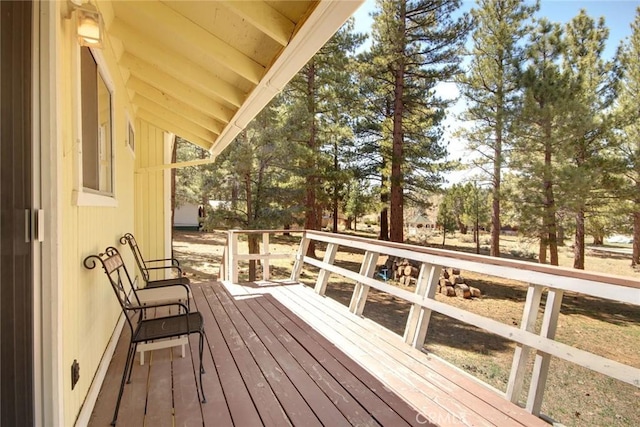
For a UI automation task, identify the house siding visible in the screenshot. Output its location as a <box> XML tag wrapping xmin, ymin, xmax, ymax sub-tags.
<box><xmin>134</xmin><ymin>119</ymin><xmax>170</xmax><ymax>283</ymax></box>
<box><xmin>56</xmin><ymin>2</ymin><xmax>137</xmax><ymax>424</ymax></box>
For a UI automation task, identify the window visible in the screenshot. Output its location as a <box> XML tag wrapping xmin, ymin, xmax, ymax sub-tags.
<box><xmin>80</xmin><ymin>46</ymin><xmax>112</xmax><ymax>194</ymax></box>
<box><xmin>127</xmin><ymin>116</ymin><xmax>135</xmax><ymax>154</ymax></box>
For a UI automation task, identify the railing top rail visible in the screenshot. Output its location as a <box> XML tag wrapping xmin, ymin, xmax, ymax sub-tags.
<box><xmin>303</xmin><ymin>230</ymin><xmax>640</xmax><ymax>291</ymax></box>
<box><xmin>228</xmin><ymin>229</ymin><xmax>305</xmax><ymax>235</ymax></box>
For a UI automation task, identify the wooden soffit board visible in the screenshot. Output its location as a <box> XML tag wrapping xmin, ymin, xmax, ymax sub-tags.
<box><xmin>102</xmin><ymin>0</ymin><xmax>363</xmax><ymax>158</ymax></box>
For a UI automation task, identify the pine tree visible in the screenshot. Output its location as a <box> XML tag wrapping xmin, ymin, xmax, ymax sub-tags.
<box><xmin>617</xmin><ymin>7</ymin><xmax>640</xmax><ymax>267</ymax></box>
<box><xmin>284</xmin><ymin>20</ymin><xmax>363</xmax><ymax>254</ymax></box>
<box><xmin>354</xmin><ymin>43</ymin><xmax>394</xmax><ymax>240</ymax></box>
<box><xmin>511</xmin><ymin>19</ymin><xmax>571</xmax><ymax>265</ymax></box>
<box><xmin>437</xmin><ymin>193</ymin><xmax>457</xmax><ymax>245</ymax></box>
<box><xmin>458</xmin><ymin>0</ymin><xmax>538</xmax><ymax>257</ymax></box>
<box><xmin>367</xmin><ymin>0</ymin><xmax>470</xmax><ymax>243</ymax></box>
<box><xmin>561</xmin><ymin>10</ymin><xmax>618</xmax><ymax>269</ymax></box>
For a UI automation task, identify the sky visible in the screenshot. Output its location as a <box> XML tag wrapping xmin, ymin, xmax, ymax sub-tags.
<box><xmin>351</xmin><ymin>0</ymin><xmax>640</xmax><ymax>185</ymax></box>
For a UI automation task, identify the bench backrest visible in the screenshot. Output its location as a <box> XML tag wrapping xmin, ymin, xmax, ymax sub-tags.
<box><xmin>120</xmin><ymin>233</ymin><xmax>151</xmax><ymax>283</ymax></box>
<box><xmin>84</xmin><ymin>246</ymin><xmax>142</xmax><ymax>334</ymax></box>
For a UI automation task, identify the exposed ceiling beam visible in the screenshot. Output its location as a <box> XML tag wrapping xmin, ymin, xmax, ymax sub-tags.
<box><xmin>136</xmin><ymin>158</ymin><xmax>218</xmax><ymax>174</ymax></box>
<box><xmin>138</xmin><ymin>109</ymin><xmax>212</xmax><ymax>151</ymax></box>
<box><xmin>132</xmin><ymin>96</ymin><xmax>219</xmax><ymax>141</ymax></box>
<box><xmin>220</xmin><ymin>1</ymin><xmax>295</xmax><ymax>46</ymax></box>
<box><xmin>121</xmin><ymin>0</ymin><xmax>265</xmax><ymax>84</ymax></box>
<box><xmin>120</xmin><ymin>53</ymin><xmax>235</xmax><ymax>123</ymax></box>
<box><xmin>109</xmin><ymin>19</ymin><xmax>245</xmax><ymax>108</ymax></box>
<box><xmin>213</xmin><ymin>0</ymin><xmax>364</xmax><ymax>155</ymax></box>
<box><xmin>133</xmin><ymin>95</ymin><xmax>222</xmax><ymax>135</ymax></box>
<box><xmin>127</xmin><ymin>78</ymin><xmax>226</xmax><ymax>135</ymax></box>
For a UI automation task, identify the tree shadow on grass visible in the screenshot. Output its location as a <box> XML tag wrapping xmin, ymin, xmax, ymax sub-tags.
<box><xmin>464</xmin><ymin>276</ymin><xmax>639</xmax><ymax>327</ymax></box>
<box><xmin>172</xmin><ymin>230</ymin><xmax>227</xmax><ymax>246</ymax></box>
<box><xmin>424</xmin><ymin>313</ymin><xmax>515</xmax><ymax>355</ymax></box>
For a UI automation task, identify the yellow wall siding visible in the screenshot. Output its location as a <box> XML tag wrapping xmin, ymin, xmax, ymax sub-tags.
<box><xmin>134</xmin><ymin>119</ymin><xmax>169</xmax><ymax>282</ymax></box>
<box><xmin>57</xmin><ymin>2</ymin><xmax>137</xmax><ymax>424</ymax></box>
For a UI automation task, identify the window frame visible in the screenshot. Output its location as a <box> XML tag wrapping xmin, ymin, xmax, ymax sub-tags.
<box><xmin>126</xmin><ymin>112</ymin><xmax>135</xmax><ymax>157</ymax></box>
<box><xmin>72</xmin><ymin>44</ymin><xmax>117</xmax><ymax>207</ymax></box>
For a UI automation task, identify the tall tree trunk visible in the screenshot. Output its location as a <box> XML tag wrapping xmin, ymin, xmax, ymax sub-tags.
<box><xmin>244</xmin><ymin>173</ymin><xmax>257</xmax><ymax>281</ymax></box>
<box><xmin>539</xmin><ymin>235</ymin><xmax>547</xmax><ymax>264</ymax></box>
<box><xmin>543</xmin><ymin>121</ymin><xmax>559</xmax><ymax>265</ymax></box>
<box><xmin>305</xmin><ymin>59</ymin><xmax>317</xmax><ymax>256</ymax></box>
<box><xmin>248</xmin><ymin>234</ymin><xmax>259</xmax><ymax>282</ymax></box>
<box><xmin>231</xmin><ymin>180</ymin><xmax>238</xmax><ymax>211</ymax></box>
<box><xmin>332</xmin><ymin>138</ymin><xmax>339</xmax><ymax>233</ymax></box>
<box><xmin>592</xmin><ymin>234</ymin><xmax>604</xmax><ymax>245</ymax></box>
<box><xmin>389</xmin><ymin>2</ymin><xmax>406</xmax><ymax>243</ymax></box>
<box><xmin>632</xmin><ymin>210</ymin><xmax>640</xmax><ymax>268</ymax></box>
<box><xmin>171</xmin><ymin>138</ymin><xmax>177</xmax><ymax>251</ymax></box>
<box><xmin>379</xmin><ymin>172</ymin><xmax>389</xmax><ymax>241</ymax></box>
<box><xmin>573</xmin><ymin>209</ymin><xmax>585</xmax><ymax>269</ymax></box>
<box><xmin>199</xmin><ymin>149</ymin><xmax>207</xmax><ymax>231</ymax></box>
<box><xmin>557</xmin><ymin>222</ymin><xmax>565</xmax><ymax>246</ymax></box>
<box><xmin>492</xmin><ymin>105</ymin><xmax>502</xmax><ymax>257</ymax></box>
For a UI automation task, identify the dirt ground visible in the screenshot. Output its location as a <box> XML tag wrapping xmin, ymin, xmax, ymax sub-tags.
<box><xmin>172</xmin><ymin>229</ymin><xmax>640</xmax><ymax>427</ymax></box>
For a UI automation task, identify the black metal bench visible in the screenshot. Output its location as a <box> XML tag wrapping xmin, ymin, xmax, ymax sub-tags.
<box><xmin>120</xmin><ymin>232</ymin><xmax>191</xmax><ymax>289</ymax></box>
<box><xmin>84</xmin><ymin>246</ymin><xmax>206</xmax><ymax>426</ymax></box>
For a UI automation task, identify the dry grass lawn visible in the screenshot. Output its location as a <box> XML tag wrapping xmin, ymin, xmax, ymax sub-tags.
<box><xmin>173</xmin><ymin>229</ymin><xmax>640</xmax><ymax>427</ymax></box>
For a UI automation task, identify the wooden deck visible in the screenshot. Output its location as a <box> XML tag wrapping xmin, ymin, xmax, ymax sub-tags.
<box><xmin>88</xmin><ymin>281</ymin><xmax>549</xmax><ymax>427</ymax></box>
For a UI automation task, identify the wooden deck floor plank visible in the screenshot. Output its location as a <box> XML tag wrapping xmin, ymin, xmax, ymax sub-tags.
<box><xmin>279</xmin><ymin>283</ymin><xmax>546</xmax><ymax>427</ymax></box>
<box><xmin>246</xmin><ymin>297</ymin><xmax>383</xmax><ymax>427</ymax></box>
<box><xmin>116</xmin><ymin>351</ymin><xmax>149</xmax><ymax>427</ymax></box>
<box><xmin>252</xmin><ymin>289</ymin><xmax>424</xmax><ymax>427</ymax></box>
<box><xmin>341</xmin><ymin>303</ymin><xmax>547</xmax><ymax>427</ymax></box>
<box><xmin>203</xmin><ymin>285</ymin><xmax>291</xmax><ymax>426</ymax></box>
<box><xmin>212</xmin><ymin>286</ymin><xmax>324</xmax><ymax>427</ymax></box>
<box><xmin>171</xmin><ymin>342</ymin><xmax>205</xmax><ymax>427</ymax></box>
<box><xmin>144</xmin><ymin>347</ymin><xmax>174</xmax><ymax>427</ymax></box>
<box><xmin>358</xmin><ymin>322</ymin><xmax>541</xmax><ymax>426</ymax></box>
<box><xmin>416</xmin><ymin>354</ymin><xmax>549</xmax><ymax>427</ymax></box>
<box><xmin>89</xmin><ymin>281</ymin><xmax>550</xmax><ymax>427</ymax></box>
<box><xmin>271</xmin><ymin>284</ymin><xmax>479</xmax><ymax>427</ymax></box>
<box><xmin>291</xmin><ymin>283</ymin><xmax>547</xmax><ymax>427</ymax></box>
<box><xmin>288</xmin><ymin>288</ymin><xmax>537</xmax><ymax>425</ymax></box>
<box><xmin>88</xmin><ymin>323</ymin><xmax>134</xmax><ymax>427</ymax></box>
<box><xmin>229</xmin><ymin>295</ymin><xmax>355</xmax><ymax>427</ymax></box>
<box><xmin>282</xmin><ymin>284</ymin><xmax>508</xmax><ymax>426</ymax></box>
<box><xmin>187</xmin><ymin>286</ymin><xmax>234</xmax><ymax>426</ymax></box>
<box><xmin>193</xmin><ymin>285</ymin><xmax>260</xmax><ymax>426</ymax></box>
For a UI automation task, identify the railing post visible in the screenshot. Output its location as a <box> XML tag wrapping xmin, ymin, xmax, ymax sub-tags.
<box><xmin>526</xmin><ymin>288</ymin><xmax>564</xmax><ymax>415</ymax></box>
<box><xmin>290</xmin><ymin>233</ymin><xmax>310</xmax><ymax>282</ymax></box>
<box><xmin>403</xmin><ymin>263</ymin><xmax>441</xmax><ymax>348</ymax></box>
<box><xmin>349</xmin><ymin>251</ymin><xmax>379</xmax><ymax>315</ymax></box>
<box><xmin>314</xmin><ymin>243</ymin><xmax>338</xmax><ymax>295</ymax></box>
<box><xmin>228</xmin><ymin>230</ymin><xmax>239</xmax><ymax>284</ymax></box>
<box><xmin>506</xmin><ymin>284</ymin><xmax>544</xmax><ymax>403</ymax></box>
<box><xmin>261</xmin><ymin>232</ymin><xmax>270</xmax><ymax>281</ymax></box>
<box><xmin>220</xmin><ymin>246</ymin><xmax>227</xmax><ymax>282</ymax></box>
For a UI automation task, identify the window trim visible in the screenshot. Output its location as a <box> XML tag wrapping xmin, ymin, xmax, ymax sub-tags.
<box><xmin>73</xmin><ymin>43</ymin><xmax>117</xmax><ymax>207</ymax></box>
<box><xmin>126</xmin><ymin>111</ymin><xmax>135</xmax><ymax>157</ymax></box>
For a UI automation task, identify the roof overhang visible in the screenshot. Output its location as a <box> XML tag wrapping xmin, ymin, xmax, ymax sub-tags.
<box><xmin>100</xmin><ymin>0</ymin><xmax>364</xmax><ymax>164</ymax></box>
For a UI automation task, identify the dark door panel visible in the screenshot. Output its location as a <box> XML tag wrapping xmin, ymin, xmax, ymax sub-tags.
<box><xmin>1</xmin><ymin>1</ymin><xmax>34</xmax><ymax>425</ymax></box>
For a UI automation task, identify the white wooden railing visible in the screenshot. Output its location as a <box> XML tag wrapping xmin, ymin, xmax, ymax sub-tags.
<box><xmin>224</xmin><ymin>229</ymin><xmax>640</xmax><ymax>417</ymax></box>
<box><xmin>221</xmin><ymin>229</ymin><xmax>304</xmax><ymax>283</ymax></box>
